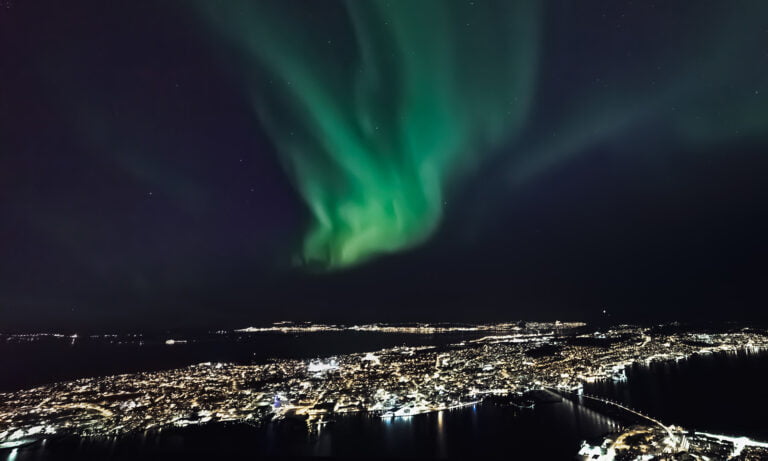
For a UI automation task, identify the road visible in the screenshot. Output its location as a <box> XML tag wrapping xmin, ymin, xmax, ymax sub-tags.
<box><xmin>546</xmin><ymin>387</ymin><xmax>676</xmax><ymax>442</ymax></box>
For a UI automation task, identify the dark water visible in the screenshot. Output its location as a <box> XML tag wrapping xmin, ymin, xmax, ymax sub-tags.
<box><xmin>3</xmin><ymin>344</ymin><xmax>768</xmax><ymax>460</ymax></box>
<box><xmin>584</xmin><ymin>348</ymin><xmax>768</xmax><ymax>441</ymax></box>
<box><xmin>4</xmin><ymin>400</ymin><xmax>619</xmax><ymax>460</ymax></box>
<box><xmin>0</xmin><ymin>332</ymin><xmax>484</xmax><ymax>392</ymax></box>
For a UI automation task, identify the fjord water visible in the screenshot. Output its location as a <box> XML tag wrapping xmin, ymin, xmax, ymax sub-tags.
<box><xmin>8</xmin><ymin>400</ymin><xmax>620</xmax><ymax>460</ymax></box>
<box><xmin>0</xmin><ymin>331</ymin><xmax>484</xmax><ymax>392</ymax></box>
<box><xmin>584</xmin><ymin>348</ymin><xmax>768</xmax><ymax>441</ymax></box>
<box><xmin>4</xmin><ymin>342</ymin><xmax>768</xmax><ymax>459</ymax></box>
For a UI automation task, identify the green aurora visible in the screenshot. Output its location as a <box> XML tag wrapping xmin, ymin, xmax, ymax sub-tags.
<box><xmin>196</xmin><ymin>0</ymin><xmax>768</xmax><ymax>271</ymax></box>
<box><xmin>200</xmin><ymin>0</ymin><xmax>539</xmax><ymax>269</ymax></box>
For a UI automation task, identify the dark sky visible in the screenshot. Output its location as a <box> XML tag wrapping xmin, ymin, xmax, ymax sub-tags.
<box><xmin>2</xmin><ymin>1</ymin><xmax>768</xmax><ymax>331</ymax></box>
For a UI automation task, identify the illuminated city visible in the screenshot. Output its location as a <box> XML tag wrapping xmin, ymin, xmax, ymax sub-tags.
<box><xmin>2</xmin><ymin>322</ymin><xmax>767</xmax><ymax>459</ymax></box>
<box><xmin>4</xmin><ymin>0</ymin><xmax>768</xmax><ymax>458</ymax></box>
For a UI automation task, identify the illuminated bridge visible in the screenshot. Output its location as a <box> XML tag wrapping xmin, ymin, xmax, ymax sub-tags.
<box><xmin>545</xmin><ymin>387</ymin><xmax>678</xmax><ymax>443</ymax></box>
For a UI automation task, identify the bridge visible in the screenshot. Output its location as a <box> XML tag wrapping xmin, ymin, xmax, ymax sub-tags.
<box><xmin>545</xmin><ymin>387</ymin><xmax>677</xmax><ymax>443</ymax></box>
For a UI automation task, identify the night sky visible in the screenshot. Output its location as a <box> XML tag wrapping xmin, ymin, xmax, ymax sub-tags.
<box><xmin>2</xmin><ymin>1</ymin><xmax>768</xmax><ymax>331</ymax></box>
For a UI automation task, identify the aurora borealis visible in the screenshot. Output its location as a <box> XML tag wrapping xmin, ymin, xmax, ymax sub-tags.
<box><xmin>2</xmin><ymin>0</ymin><xmax>768</xmax><ymax>327</ymax></box>
<box><xmin>196</xmin><ymin>0</ymin><xmax>768</xmax><ymax>270</ymax></box>
<box><xmin>200</xmin><ymin>1</ymin><xmax>539</xmax><ymax>268</ymax></box>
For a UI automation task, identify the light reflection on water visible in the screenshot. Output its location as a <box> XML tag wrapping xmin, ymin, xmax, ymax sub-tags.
<box><xmin>7</xmin><ymin>350</ymin><xmax>767</xmax><ymax>460</ymax></box>
<box><xmin>583</xmin><ymin>348</ymin><xmax>768</xmax><ymax>441</ymax></box>
<box><xmin>260</xmin><ymin>398</ymin><xmax>620</xmax><ymax>459</ymax></box>
<box><xmin>4</xmin><ymin>399</ymin><xmax>620</xmax><ymax>460</ymax></box>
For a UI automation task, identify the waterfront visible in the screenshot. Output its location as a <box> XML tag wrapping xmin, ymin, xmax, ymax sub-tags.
<box><xmin>0</xmin><ymin>331</ymin><xmax>488</xmax><ymax>392</ymax></box>
<box><xmin>3</xmin><ymin>400</ymin><xmax>619</xmax><ymax>460</ymax></box>
<box><xmin>4</xmin><ymin>344</ymin><xmax>768</xmax><ymax>460</ymax></box>
<box><xmin>584</xmin><ymin>348</ymin><xmax>768</xmax><ymax>441</ymax></box>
